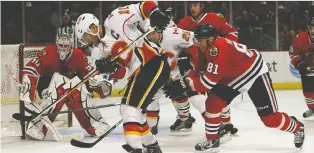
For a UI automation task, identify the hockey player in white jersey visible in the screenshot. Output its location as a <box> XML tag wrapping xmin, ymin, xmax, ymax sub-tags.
<box><xmin>143</xmin><ymin>26</ymin><xmax>202</xmax><ymax>134</ymax></box>
<box><xmin>75</xmin><ymin>1</ymin><xmax>171</xmax><ymax>153</ymax></box>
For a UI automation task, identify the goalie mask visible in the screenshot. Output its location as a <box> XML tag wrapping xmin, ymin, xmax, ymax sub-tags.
<box><xmin>56</xmin><ymin>34</ymin><xmax>73</xmax><ymax>60</ymax></box>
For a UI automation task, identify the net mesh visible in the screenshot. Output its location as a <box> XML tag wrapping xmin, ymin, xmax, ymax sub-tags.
<box><xmin>1</xmin><ymin>44</ymin><xmax>70</xmax><ymax>138</ymax></box>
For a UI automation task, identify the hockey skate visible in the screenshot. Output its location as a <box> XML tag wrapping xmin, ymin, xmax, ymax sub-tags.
<box><xmin>170</xmin><ymin>115</ymin><xmax>195</xmax><ymax>134</ymax></box>
<box><xmin>291</xmin><ymin>117</ymin><xmax>305</xmax><ymax>148</ymax></box>
<box><xmin>195</xmin><ymin>138</ymin><xmax>220</xmax><ymax>153</ymax></box>
<box><xmin>143</xmin><ymin>142</ymin><xmax>162</xmax><ymax>153</ymax></box>
<box><xmin>302</xmin><ymin>109</ymin><xmax>314</xmax><ymax>118</ymax></box>
<box><xmin>122</xmin><ymin>144</ymin><xmax>142</xmax><ymax>153</ymax></box>
<box><xmin>151</xmin><ymin>116</ymin><xmax>160</xmax><ymax>135</ymax></box>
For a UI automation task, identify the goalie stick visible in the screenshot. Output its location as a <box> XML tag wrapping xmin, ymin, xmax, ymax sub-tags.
<box><xmin>24</xmin><ymin>103</ymin><xmax>121</xmax><ymax>117</ymax></box>
<box><xmin>70</xmin><ymin>119</ymin><xmax>123</xmax><ymax>148</ymax></box>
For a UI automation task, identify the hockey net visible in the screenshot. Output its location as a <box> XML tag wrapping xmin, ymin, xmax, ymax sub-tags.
<box><xmin>1</xmin><ymin>43</ymin><xmax>72</xmax><ymax>138</ymax></box>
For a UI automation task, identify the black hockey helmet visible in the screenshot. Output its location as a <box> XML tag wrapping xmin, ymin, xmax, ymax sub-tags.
<box><xmin>194</xmin><ymin>24</ymin><xmax>217</xmax><ymax>39</ymax></box>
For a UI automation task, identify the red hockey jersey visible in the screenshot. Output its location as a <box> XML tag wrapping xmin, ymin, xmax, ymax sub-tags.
<box><xmin>188</xmin><ymin>37</ymin><xmax>267</xmax><ymax>93</ymax></box>
<box><xmin>22</xmin><ymin>45</ymin><xmax>93</xmax><ymax>83</ymax></box>
<box><xmin>289</xmin><ymin>32</ymin><xmax>314</xmax><ymax>67</ymax></box>
<box><xmin>177</xmin><ymin>13</ymin><xmax>238</xmax><ymax>42</ymax></box>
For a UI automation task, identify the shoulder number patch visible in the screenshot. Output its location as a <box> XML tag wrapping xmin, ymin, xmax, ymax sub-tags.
<box><xmin>38</xmin><ymin>50</ymin><xmax>47</xmax><ymax>57</ymax></box>
<box><xmin>216</xmin><ymin>13</ymin><xmax>224</xmax><ymax>19</ymax></box>
<box><xmin>209</xmin><ymin>47</ymin><xmax>218</xmax><ymax>57</ymax></box>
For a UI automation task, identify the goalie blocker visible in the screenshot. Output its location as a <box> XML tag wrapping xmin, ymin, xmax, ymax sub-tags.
<box><xmin>19</xmin><ymin>34</ymin><xmax>113</xmax><ymax>141</ymax></box>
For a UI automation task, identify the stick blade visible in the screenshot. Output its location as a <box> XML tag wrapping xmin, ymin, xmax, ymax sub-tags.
<box><xmin>12</xmin><ymin>113</ymin><xmax>33</xmax><ymax>121</ymax></box>
<box><xmin>70</xmin><ymin>139</ymin><xmax>95</xmax><ymax>148</ymax></box>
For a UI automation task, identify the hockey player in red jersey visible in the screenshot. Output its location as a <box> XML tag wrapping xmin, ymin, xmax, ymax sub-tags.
<box><xmin>163</xmin><ymin>24</ymin><xmax>305</xmax><ymax>152</ymax></box>
<box><xmin>169</xmin><ymin>1</ymin><xmax>238</xmax><ymax>135</ymax></box>
<box><xmin>20</xmin><ymin>34</ymin><xmax>112</xmax><ymax>141</ymax></box>
<box><xmin>177</xmin><ymin>1</ymin><xmax>238</xmax><ymax>42</ymax></box>
<box><xmin>290</xmin><ymin>17</ymin><xmax>314</xmax><ymax>118</ymax></box>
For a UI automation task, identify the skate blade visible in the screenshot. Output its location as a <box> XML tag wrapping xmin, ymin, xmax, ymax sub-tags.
<box><xmin>194</xmin><ymin>147</ymin><xmax>219</xmax><ymax>153</ymax></box>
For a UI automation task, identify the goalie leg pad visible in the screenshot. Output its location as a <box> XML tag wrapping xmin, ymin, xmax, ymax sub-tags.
<box><xmin>39</xmin><ymin>73</ymin><xmax>70</xmax><ymax>122</ymax></box>
<box><xmin>25</xmin><ymin>102</ymin><xmax>46</xmax><ymax>140</ymax></box>
<box><xmin>120</xmin><ymin>104</ymin><xmax>157</xmax><ymax>149</ymax></box>
<box><xmin>25</xmin><ymin>101</ymin><xmax>64</xmax><ymax>141</ymax></box>
<box><xmin>62</xmin><ymin>76</ymin><xmax>110</xmax><ymax>136</ymax></box>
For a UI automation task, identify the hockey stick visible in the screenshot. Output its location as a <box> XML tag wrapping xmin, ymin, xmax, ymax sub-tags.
<box><xmin>70</xmin><ymin>119</ymin><xmax>123</xmax><ymax>148</ymax></box>
<box><xmin>12</xmin><ymin>69</ymin><xmax>99</xmax><ymax>122</ymax></box>
<box><xmin>41</xmin><ymin>103</ymin><xmax>121</xmax><ymax>116</ymax></box>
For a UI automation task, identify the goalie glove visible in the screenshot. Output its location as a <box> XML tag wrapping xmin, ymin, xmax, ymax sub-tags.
<box><xmin>89</xmin><ymin>74</ymin><xmax>114</xmax><ymax>98</ymax></box>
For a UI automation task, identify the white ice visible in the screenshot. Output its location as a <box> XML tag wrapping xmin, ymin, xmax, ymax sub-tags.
<box><xmin>1</xmin><ymin>90</ymin><xmax>314</xmax><ymax>153</ymax></box>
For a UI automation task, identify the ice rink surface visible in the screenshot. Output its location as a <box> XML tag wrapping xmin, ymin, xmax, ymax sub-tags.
<box><xmin>2</xmin><ymin>90</ymin><xmax>314</xmax><ymax>153</ymax></box>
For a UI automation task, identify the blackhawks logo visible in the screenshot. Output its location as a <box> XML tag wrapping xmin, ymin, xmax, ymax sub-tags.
<box><xmin>209</xmin><ymin>47</ymin><xmax>218</xmax><ymax>57</ymax></box>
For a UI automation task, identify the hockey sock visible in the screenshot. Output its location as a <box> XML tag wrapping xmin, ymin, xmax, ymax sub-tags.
<box><xmin>172</xmin><ymin>97</ymin><xmax>190</xmax><ymax>121</ymax></box>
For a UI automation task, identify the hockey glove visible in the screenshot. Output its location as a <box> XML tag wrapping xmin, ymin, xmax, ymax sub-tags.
<box><xmin>150</xmin><ymin>7</ymin><xmax>170</xmax><ymax>31</ymax></box>
<box><xmin>177</xmin><ymin>51</ymin><xmax>193</xmax><ymax>76</ymax></box>
<box><xmin>95</xmin><ymin>57</ymin><xmax>120</xmax><ymax>74</ymax></box>
<box><xmin>297</xmin><ymin>61</ymin><xmax>311</xmax><ymax>75</ymax></box>
<box><xmin>163</xmin><ymin>79</ymin><xmax>189</xmax><ymax>99</ymax></box>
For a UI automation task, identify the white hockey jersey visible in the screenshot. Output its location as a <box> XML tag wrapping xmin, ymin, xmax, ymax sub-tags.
<box><xmin>104</xmin><ymin>3</ymin><xmax>151</xmax><ymax>47</ymax></box>
<box><xmin>91</xmin><ymin>35</ymin><xmax>141</xmax><ymax>79</ymax></box>
<box><xmin>159</xmin><ymin>27</ymin><xmax>195</xmax><ymax>79</ymax></box>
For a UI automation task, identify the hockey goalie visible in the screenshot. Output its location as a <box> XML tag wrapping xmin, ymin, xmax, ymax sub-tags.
<box><xmin>20</xmin><ymin>34</ymin><xmax>111</xmax><ymax>141</ymax></box>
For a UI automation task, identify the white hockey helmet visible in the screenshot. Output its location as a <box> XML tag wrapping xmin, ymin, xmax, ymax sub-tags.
<box><xmin>75</xmin><ymin>13</ymin><xmax>100</xmax><ymax>45</ymax></box>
